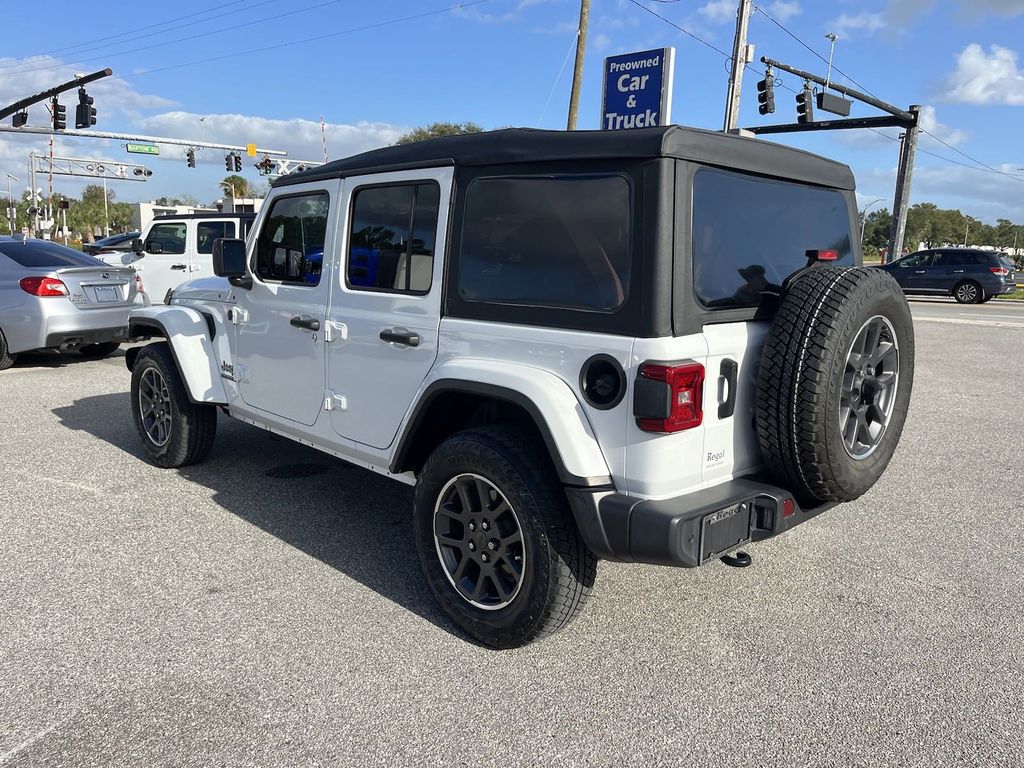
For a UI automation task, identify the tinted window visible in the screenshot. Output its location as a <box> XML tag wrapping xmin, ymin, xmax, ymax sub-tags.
<box><xmin>692</xmin><ymin>169</ymin><xmax>854</xmax><ymax>309</ymax></box>
<box><xmin>255</xmin><ymin>193</ymin><xmax>329</xmax><ymax>285</ymax></box>
<box><xmin>932</xmin><ymin>252</ymin><xmax>965</xmax><ymax>267</ymax></box>
<box><xmin>347</xmin><ymin>183</ymin><xmax>439</xmax><ymax>293</ymax></box>
<box><xmin>196</xmin><ymin>221</ymin><xmax>236</xmax><ymax>254</ymax></box>
<box><xmin>964</xmin><ymin>252</ymin><xmax>989</xmax><ymax>265</ymax></box>
<box><xmin>147</xmin><ymin>222</ymin><xmax>186</xmax><ymax>255</ymax></box>
<box><xmin>0</xmin><ymin>240</ymin><xmax>105</xmax><ymax>268</ymax></box>
<box><xmin>458</xmin><ymin>175</ymin><xmax>630</xmax><ymax>311</ymax></box>
<box><xmin>900</xmin><ymin>252</ymin><xmax>932</xmax><ymax>267</ymax></box>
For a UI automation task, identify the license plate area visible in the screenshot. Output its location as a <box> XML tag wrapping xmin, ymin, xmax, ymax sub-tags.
<box><xmin>92</xmin><ymin>285</ymin><xmax>120</xmax><ymax>303</ymax></box>
<box><xmin>700</xmin><ymin>500</ymin><xmax>753</xmax><ymax>563</ymax></box>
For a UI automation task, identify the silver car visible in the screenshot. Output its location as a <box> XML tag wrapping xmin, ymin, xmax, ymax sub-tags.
<box><xmin>0</xmin><ymin>236</ymin><xmax>139</xmax><ymax>370</ymax></box>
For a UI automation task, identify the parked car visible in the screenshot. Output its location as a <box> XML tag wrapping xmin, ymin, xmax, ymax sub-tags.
<box><xmin>83</xmin><ymin>231</ymin><xmax>141</xmax><ymax>257</ymax></box>
<box><xmin>123</xmin><ymin>127</ymin><xmax>914</xmax><ymax>648</ymax></box>
<box><xmin>878</xmin><ymin>247</ymin><xmax>1017</xmax><ymax>303</ymax></box>
<box><xmin>0</xmin><ymin>236</ymin><xmax>139</xmax><ymax>369</ymax></box>
<box><xmin>99</xmin><ymin>213</ymin><xmax>256</xmax><ymax>304</ymax></box>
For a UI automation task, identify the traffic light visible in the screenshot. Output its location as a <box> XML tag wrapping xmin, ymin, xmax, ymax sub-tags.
<box><xmin>186</xmin><ymin>148</ymin><xmax>196</xmax><ymax>168</ymax></box>
<box><xmin>756</xmin><ymin>74</ymin><xmax>775</xmax><ymax>116</ymax></box>
<box><xmin>133</xmin><ymin>168</ymin><xmax>153</xmax><ymax>177</ymax></box>
<box><xmin>255</xmin><ymin>157</ymin><xmax>275</xmax><ymax>176</ymax></box>
<box><xmin>225</xmin><ymin>153</ymin><xmax>234</xmax><ymax>172</ymax></box>
<box><xmin>233</xmin><ymin>154</ymin><xmax>242</xmax><ymax>172</ymax></box>
<box><xmin>796</xmin><ymin>85</ymin><xmax>814</xmax><ymax>124</ymax></box>
<box><xmin>51</xmin><ymin>97</ymin><xmax>66</xmax><ymax>130</ymax></box>
<box><xmin>58</xmin><ymin>199</ymin><xmax>69</xmax><ymax>210</ymax></box>
<box><xmin>75</xmin><ymin>88</ymin><xmax>96</xmax><ymax>129</ymax></box>
<box><xmin>12</xmin><ymin>111</ymin><xmax>27</xmax><ymax>128</ymax></box>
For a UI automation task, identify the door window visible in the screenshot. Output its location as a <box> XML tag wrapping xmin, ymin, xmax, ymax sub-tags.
<box><xmin>346</xmin><ymin>183</ymin><xmax>440</xmax><ymax>294</ymax></box>
<box><xmin>932</xmin><ymin>252</ymin><xmax>964</xmax><ymax>267</ymax></box>
<box><xmin>146</xmin><ymin>222</ymin><xmax>186</xmax><ymax>254</ymax></box>
<box><xmin>899</xmin><ymin>252</ymin><xmax>932</xmax><ymax>267</ymax></box>
<box><xmin>196</xmin><ymin>221</ymin><xmax>236</xmax><ymax>254</ymax></box>
<box><xmin>254</xmin><ymin>193</ymin><xmax>330</xmax><ymax>286</ymax></box>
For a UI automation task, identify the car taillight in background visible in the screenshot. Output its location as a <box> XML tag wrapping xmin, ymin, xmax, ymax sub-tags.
<box><xmin>634</xmin><ymin>362</ymin><xmax>705</xmax><ymax>433</ymax></box>
<box><xmin>19</xmin><ymin>276</ymin><xmax>69</xmax><ymax>297</ymax></box>
<box><xmin>989</xmin><ymin>266</ymin><xmax>1009</xmax><ymax>276</ymax></box>
<box><xmin>135</xmin><ymin>273</ymin><xmax>144</xmax><ymax>294</ymax></box>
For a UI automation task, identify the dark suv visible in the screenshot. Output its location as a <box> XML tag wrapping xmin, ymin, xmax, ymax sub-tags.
<box><xmin>880</xmin><ymin>248</ymin><xmax>1017</xmax><ymax>303</ymax></box>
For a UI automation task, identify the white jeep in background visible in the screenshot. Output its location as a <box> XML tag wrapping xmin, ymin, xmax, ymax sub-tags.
<box><xmin>123</xmin><ymin>126</ymin><xmax>914</xmax><ymax>648</ymax></box>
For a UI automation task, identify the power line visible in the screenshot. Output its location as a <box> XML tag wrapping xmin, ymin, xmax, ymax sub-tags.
<box><xmin>538</xmin><ymin>33</ymin><xmax>579</xmax><ymax>127</ymax></box>
<box><xmin>919</xmin><ymin>128</ymin><xmax>1024</xmax><ymax>183</ymax></box>
<box><xmin>121</xmin><ymin>1</ymin><xmax>498</xmax><ymax>79</ymax></box>
<box><xmin>1</xmin><ymin>0</ymin><xmax>350</xmax><ymax>76</ymax></box>
<box><xmin>15</xmin><ymin>0</ymin><xmax>251</xmax><ymax>61</ymax></box>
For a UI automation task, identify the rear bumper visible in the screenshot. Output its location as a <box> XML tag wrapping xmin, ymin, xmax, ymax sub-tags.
<box><xmin>566</xmin><ymin>477</ymin><xmax>836</xmax><ymax>567</ymax></box>
<box><xmin>4</xmin><ymin>300</ymin><xmax>132</xmax><ymax>353</ymax></box>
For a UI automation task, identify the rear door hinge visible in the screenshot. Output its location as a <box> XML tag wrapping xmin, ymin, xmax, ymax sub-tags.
<box><xmin>324</xmin><ymin>321</ymin><xmax>348</xmax><ymax>342</ymax></box>
<box><xmin>324</xmin><ymin>391</ymin><xmax>347</xmax><ymax>411</ymax></box>
<box><xmin>228</xmin><ymin>307</ymin><xmax>248</xmax><ymax>325</ymax></box>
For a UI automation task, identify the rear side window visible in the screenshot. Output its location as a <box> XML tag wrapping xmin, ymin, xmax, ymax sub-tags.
<box><xmin>0</xmin><ymin>240</ymin><xmax>104</xmax><ymax>268</ymax></box>
<box><xmin>147</xmin><ymin>222</ymin><xmax>187</xmax><ymax>255</ymax></box>
<box><xmin>932</xmin><ymin>252</ymin><xmax>965</xmax><ymax>267</ymax></box>
<box><xmin>458</xmin><ymin>175</ymin><xmax>631</xmax><ymax>312</ymax></box>
<box><xmin>255</xmin><ymin>193</ymin><xmax>329</xmax><ymax>285</ymax></box>
<box><xmin>196</xmin><ymin>221</ymin><xmax>236</xmax><ymax>254</ymax></box>
<box><xmin>347</xmin><ymin>183</ymin><xmax>440</xmax><ymax>294</ymax></box>
<box><xmin>692</xmin><ymin>168</ymin><xmax>854</xmax><ymax>309</ymax></box>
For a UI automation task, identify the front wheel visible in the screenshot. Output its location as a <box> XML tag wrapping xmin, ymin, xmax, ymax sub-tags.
<box><xmin>953</xmin><ymin>280</ymin><xmax>982</xmax><ymax>304</ymax></box>
<box><xmin>413</xmin><ymin>426</ymin><xmax>596</xmax><ymax>648</ymax></box>
<box><xmin>130</xmin><ymin>342</ymin><xmax>216</xmax><ymax>467</ymax></box>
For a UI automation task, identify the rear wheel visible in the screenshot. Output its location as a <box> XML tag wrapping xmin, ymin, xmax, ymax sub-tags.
<box><xmin>756</xmin><ymin>267</ymin><xmax>915</xmax><ymax>504</ymax></box>
<box><xmin>0</xmin><ymin>328</ymin><xmax>16</xmax><ymax>371</ymax></box>
<box><xmin>953</xmin><ymin>280</ymin><xmax>982</xmax><ymax>304</ymax></box>
<box><xmin>413</xmin><ymin>425</ymin><xmax>595</xmax><ymax>648</ymax></box>
<box><xmin>130</xmin><ymin>342</ymin><xmax>216</xmax><ymax>467</ymax></box>
<box><xmin>79</xmin><ymin>341</ymin><xmax>121</xmax><ymax>358</ymax></box>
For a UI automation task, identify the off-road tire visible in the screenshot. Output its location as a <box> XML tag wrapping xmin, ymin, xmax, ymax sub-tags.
<box><xmin>414</xmin><ymin>425</ymin><xmax>596</xmax><ymax>649</ymax></box>
<box><xmin>953</xmin><ymin>280</ymin><xmax>982</xmax><ymax>304</ymax></box>
<box><xmin>79</xmin><ymin>341</ymin><xmax>121</xmax><ymax>358</ymax></box>
<box><xmin>130</xmin><ymin>342</ymin><xmax>216</xmax><ymax>468</ymax></box>
<box><xmin>0</xmin><ymin>328</ymin><xmax>16</xmax><ymax>371</ymax></box>
<box><xmin>756</xmin><ymin>266</ymin><xmax>914</xmax><ymax>504</ymax></box>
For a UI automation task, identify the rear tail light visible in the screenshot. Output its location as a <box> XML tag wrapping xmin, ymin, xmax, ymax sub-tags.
<box><xmin>806</xmin><ymin>249</ymin><xmax>839</xmax><ymax>261</ymax></box>
<box><xmin>634</xmin><ymin>361</ymin><xmax>704</xmax><ymax>433</ymax></box>
<box><xmin>989</xmin><ymin>266</ymin><xmax>1009</xmax><ymax>276</ymax></box>
<box><xmin>19</xmin><ymin>276</ymin><xmax>69</xmax><ymax>297</ymax></box>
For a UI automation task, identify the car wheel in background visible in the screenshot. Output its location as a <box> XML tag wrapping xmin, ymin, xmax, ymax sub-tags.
<box><xmin>130</xmin><ymin>342</ymin><xmax>217</xmax><ymax>468</ymax></box>
<box><xmin>953</xmin><ymin>281</ymin><xmax>982</xmax><ymax>304</ymax></box>
<box><xmin>0</xmin><ymin>328</ymin><xmax>17</xmax><ymax>371</ymax></box>
<box><xmin>413</xmin><ymin>425</ymin><xmax>596</xmax><ymax>649</ymax></box>
<box><xmin>78</xmin><ymin>341</ymin><xmax>121</xmax><ymax>358</ymax></box>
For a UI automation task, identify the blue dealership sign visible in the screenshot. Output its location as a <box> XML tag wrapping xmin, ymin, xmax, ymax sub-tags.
<box><xmin>600</xmin><ymin>48</ymin><xmax>675</xmax><ymax>130</ymax></box>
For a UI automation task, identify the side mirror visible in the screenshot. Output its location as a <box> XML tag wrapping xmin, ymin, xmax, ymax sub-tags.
<box><xmin>131</xmin><ymin>238</ymin><xmax>144</xmax><ymax>254</ymax></box>
<box><xmin>212</xmin><ymin>238</ymin><xmax>247</xmax><ymax>277</ymax></box>
<box><xmin>146</xmin><ymin>240</ymin><xmax>163</xmax><ymax>254</ymax></box>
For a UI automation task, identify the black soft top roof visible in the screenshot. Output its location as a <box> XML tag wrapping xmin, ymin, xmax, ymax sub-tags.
<box><xmin>276</xmin><ymin>125</ymin><xmax>855</xmax><ymax>190</ymax></box>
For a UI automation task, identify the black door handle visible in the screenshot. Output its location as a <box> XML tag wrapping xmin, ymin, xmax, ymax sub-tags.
<box><xmin>170</xmin><ymin>264</ymin><xmax>187</xmax><ymax>270</ymax></box>
<box><xmin>379</xmin><ymin>329</ymin><xmax>421</xmax><ymax>347</ymax></box>
<box><xmin>290</xmin><ymin>315</ymin><xmax>321</xmax><ymax>331</ymax></box>
<box><xmin>718</xmin><ymin>358</ymin><xmax>738</xmax><ymax>419</ymax></box>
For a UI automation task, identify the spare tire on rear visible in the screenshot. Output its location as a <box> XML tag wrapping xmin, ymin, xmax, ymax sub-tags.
<box><xmin>756</xmin><ymin>266</ymin><xmax>914</xmax><ymax>504</ymax></box>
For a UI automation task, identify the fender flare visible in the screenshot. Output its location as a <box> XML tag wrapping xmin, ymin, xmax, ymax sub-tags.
<box><xmin>391</xmin><ymin>360</ymin><xmax>613</xmax><ymax>488</ymax></box>
<box><xmin>126</xmin><ymin>306</ymin><xmax>227</xmax><ymax>404</ymax></box>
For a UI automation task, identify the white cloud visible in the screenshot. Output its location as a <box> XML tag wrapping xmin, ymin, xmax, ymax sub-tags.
<box><xmin>698</xmin><ymin>0</ymin><xmax>735</xmax><ymax>25</ymax></box>
<box><xmin>455</xmin><ymin>0</ymin><xmax>557</xmax><ymax>24</ymax></box>
<box><xmin>769</xmin><ymin>1</ymin><xmax>802</xmax><ymax>21</ymax></box>
<box><xmin>830</xmin><ymin>12</ymin><xmax>886</xmax><ymax>37</ymax></box>
<box><xmin>592</xmin><ymin>33</ymin><xmax>612</xmax><ymax>53</ymax></box>
<box><xmin>917</xmin><ymin>105</ymin><xmax>969</xmax><ymax>147</ymax></box>
<box><xmin>135</xmin><ymin>112</ymin><xmax>404</xmax><ymax>165</ymax></box>
<box><xmin>940</xmin><ymin>43</ymin><xmax>1024</xmax><ymax>105</ymax></box>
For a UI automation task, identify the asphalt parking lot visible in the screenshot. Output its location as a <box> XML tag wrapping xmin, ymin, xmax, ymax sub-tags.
<box><xmin>1</xmin><ymin>299</ymin><xmax>1022</xmax><ymax>767</ymax></box>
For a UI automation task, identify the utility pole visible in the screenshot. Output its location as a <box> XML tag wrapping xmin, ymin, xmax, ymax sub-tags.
<box><xmin>887</xmin><ymin>104</ymin><xmax>920</xmax><ymax>262</ymax></box>
<box><xmin>566</xmin><ymin>0</ymin><xmax>591</xmax><ymax>130</ymax></box>
<box><xmin>723</xmin><ymin>0</ymin><xmax>753</xmax><ymax>132</ymax></box>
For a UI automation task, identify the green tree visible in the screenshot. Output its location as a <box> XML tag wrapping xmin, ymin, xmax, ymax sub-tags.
<box><xmin>219</xmin><ymin>174</ymin><xmax>257</xmax><ymax>198</ymax></box>
<box><xmin>394</xmin><ymin>122</ymin><xmax>484</xmax><ymax>145</ymax></box>
<box><xmin>67</xmin><ymin>185</ymin><xmax>132</xmax><ymax>240</ymax></box>
<box><xmin>861</xmin><ymin>208</ymin><xmax>892</xmax><ymax>251</ymax></box>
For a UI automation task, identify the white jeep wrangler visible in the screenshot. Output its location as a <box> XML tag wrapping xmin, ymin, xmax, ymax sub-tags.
<box><xmin>125</xmin><ymin>126</ymin><xmax>914</xmax><ymax>648</ymax></box>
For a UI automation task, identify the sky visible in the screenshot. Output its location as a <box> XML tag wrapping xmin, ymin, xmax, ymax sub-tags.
<box><xmin>1</xmin><ymin>0</ymin><xmax>1023</xmax><ymax>222</ymax></box>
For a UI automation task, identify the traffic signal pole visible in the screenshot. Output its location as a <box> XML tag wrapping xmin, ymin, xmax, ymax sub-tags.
<box><xmin>723</xmin><ymin>0</ymin><xmax>753</xmax><ymax>132</ymax></box>
<box><xmin>0</xmin><ymin>68</ymin><xmax>112</xmax><ymax>123</ymax></box>
<box><xmin>888</xmin><ymin>105</ymin><xmax>921</xmax><ymax>262</ymax></box>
